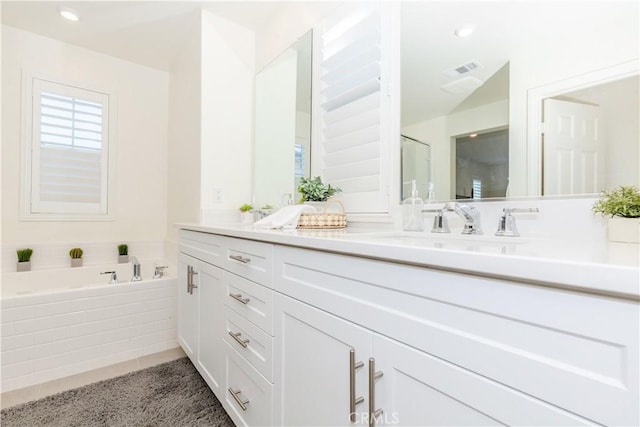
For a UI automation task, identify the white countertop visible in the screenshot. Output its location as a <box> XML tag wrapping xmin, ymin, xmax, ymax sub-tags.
<box><xmin>178</xmin><ymin>223</ymin><xmax>640</xmax><ymax>300</ymax></box>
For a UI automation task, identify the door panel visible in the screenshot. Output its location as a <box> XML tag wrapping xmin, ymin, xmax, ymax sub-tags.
<box><xmin>543</xmin><ymin>98</ymin><xmax>604</xmax><ymax>195</ymax></box>
<box><xmin>274</xmin><ymin>293</ymin><xmax>372</xmax><ymax>426</ymax></box>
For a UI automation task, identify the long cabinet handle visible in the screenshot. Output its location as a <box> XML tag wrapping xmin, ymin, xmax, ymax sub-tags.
<box><xmin>349</xmin><ymin>349</ymin><xmax>365</xmax><ymax>423</ymax></box>
<box><xmin>228</xmin><ymin>330</ymin><xmax>250</xmax><ymax>348</ymax></box>
<box><xmin>368</xmin><ymin>358</ymin><xmax>384</xmax><ymax>427</ymax></box>
<box><xmin>190</xmin><ymin>269</ymin><xmax>198</xmax><ymax>294</ymax></box>
<box><xmin>187</xmin><ymin>266</ymin><xmax>199</xmax><ymax>295</ymax></box>
<box><xmin>229</xmin><ymin>254</ymin><xmax>251</xmax><ymax>264</ymax></box>
<box><xmin>229</xmin><ymin>293</ymin><xmax>250</xmax><ymax>305</ymax></box>
<box><xmin>228</xmin><ymin>388</ymin><xmax>250</xmax><ymax>411</ymax></box>
<box><xmin>186</xmin><ymin>265</ymin><xmax>192</xmax><ymax>293</ymax></box>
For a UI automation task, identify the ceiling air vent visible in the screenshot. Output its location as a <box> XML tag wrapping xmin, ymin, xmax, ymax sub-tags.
<box><xmin>444</xmin><ymin>60</ymin><xmax>483</xmax><ymax>79</ymax></box>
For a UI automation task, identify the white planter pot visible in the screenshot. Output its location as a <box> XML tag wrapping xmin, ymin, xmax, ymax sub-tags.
<box><xmin>118</xmin><ymin>255</ymin><xmax>129</xmax><ymax>264</ymax></box>
<box><xmin>17</xmin><ymin>261</ymin><xmax>31</xmax><ymax>272</ymax></box>
<box><xmin>608</xmin><ymin>217</ymin><xmax>640</xmax><ymax>243</ymax></box>
<box><xmin>71</xmin><ymin>258</ymin><xmax>83</xmax><ymax>268</ymax></box>
<box><xmin>240</xmin><ymin>211</ymin><xmax>254</xmax><ymax>224</ymax></box>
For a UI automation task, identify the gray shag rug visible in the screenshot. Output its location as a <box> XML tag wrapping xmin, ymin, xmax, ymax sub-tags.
<box><xmin>1</xmin><ymin>357</ymin><xmax>234</xmax><ymax>427</ymax></box>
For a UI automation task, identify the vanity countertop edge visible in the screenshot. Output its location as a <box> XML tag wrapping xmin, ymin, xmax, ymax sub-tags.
<box><xmin>177</xmin><ymin>223</ymin><xmax>640</xmax><ymax>300</ymax></box>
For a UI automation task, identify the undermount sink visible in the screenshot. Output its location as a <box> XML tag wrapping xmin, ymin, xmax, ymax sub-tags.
<box><xmin>350</xmin><ymin>231</ymin><xmax>532</xmax><ymax>253</ymax></box>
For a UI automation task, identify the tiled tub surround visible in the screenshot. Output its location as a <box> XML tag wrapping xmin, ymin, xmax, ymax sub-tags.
<box><xmin>1</xmin><ymin>277</ymin><xmax>178</xmax><ymax>393</ymax></box>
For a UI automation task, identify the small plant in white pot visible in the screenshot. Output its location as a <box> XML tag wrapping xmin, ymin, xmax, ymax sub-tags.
<box><xmin>69</xmin><ymin>247</ymin><xmax>84</xmax><ymax>267</ymax></box>
<box><xmin>297</xmin><ymin>176</ymin><xmax>341</xmax><ymax>205</ymax></box>
<box><xmin>118</xmin><ymin>244</ymin><xmax>129</xmax><ymax>263</ymax></box>
<box><xmin>16</xmin><ymin>248</ymin><xmax>33</xmax><ymax>272</ymax></box>
<box><xmin>239</xmin><ymin>203</ymin><xmax>254</xmax><ymax>224</ymax></box>
<box><xmin>592</xmin><ymin>186</ymin><xmax>640</xmax><ymax>243</ymax></box>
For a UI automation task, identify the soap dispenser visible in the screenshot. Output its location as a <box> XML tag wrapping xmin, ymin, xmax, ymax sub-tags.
<box><xmin>402</xmin><ymin>180</ymin><xmax>424</xmax><ymax>231</ymax></box>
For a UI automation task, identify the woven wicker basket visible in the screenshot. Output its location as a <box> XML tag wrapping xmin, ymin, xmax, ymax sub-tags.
<box><xmin>297</xmin><ymin>201</ymin><xmax>347</xmax><ymax>229</ymax></box>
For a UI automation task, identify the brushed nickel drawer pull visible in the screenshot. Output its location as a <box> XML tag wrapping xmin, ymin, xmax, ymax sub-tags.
<box><xmin>187</xmin><ymin>266</ymin><xmax>198</xmax><ymax>294</ymax></box>
<box><xmin>368</xmin><ymin>358</ymin><xmax>384</xmax><ymax>427</ymax></box>
<box><xmin>229</xmin><ymin>254</ymin><xmax>251</xmax><ymax>264</ymax></box>
<box><xmin>228</xmin><ymin>330</ymin><xmax>250</xmax><ymax>348</ymax></box>
<box><xmin>228</xmin><ymin>388</ymin><xmax>249</xmax><ymax>411</ymax></box>
<box><xmin>350</xmin><ymin>349</ymin><xmax>365</xmax><ymax>423</ymax></box>
<box><xmin>229</xmin><ymin>293</ymin><xmax>250</xmax><ymax>305</ymax></box>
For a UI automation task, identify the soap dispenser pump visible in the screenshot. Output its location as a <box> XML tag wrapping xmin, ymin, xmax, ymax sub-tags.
<box><xmin>402</xmin><ymin>180</ymin><xmax>424</xmax><ymax>231</ymax></box>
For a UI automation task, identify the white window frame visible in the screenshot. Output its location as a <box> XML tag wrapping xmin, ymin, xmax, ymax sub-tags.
<box><xmin>21</xmin><ymin>72</ymin><xmax>117</xmax><ymax>221</ymax></box>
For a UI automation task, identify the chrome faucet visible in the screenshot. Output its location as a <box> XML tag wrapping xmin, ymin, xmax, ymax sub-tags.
<box><xmin>131</xmin><ymin>256</ymin><xmax>142</xmax><ymax>282</ymax></box>
<box><xmin>495</xmin><ymin>207</ymin><xmax>539</xmax><ymax>237</ymax></box>
<box><xmin>444</xmin><ymin>202</ymin><xmax>482</xmax><ymax>235</ymax></box>
<box><xmin>153</xmin><ymin>265</ymin><xmax>168</xmax><ymax>279</ymax></box>
<box><xmin>101</xmin><ymin>271</ymin><xmax>118</xmax><ymax>284</ymax></box>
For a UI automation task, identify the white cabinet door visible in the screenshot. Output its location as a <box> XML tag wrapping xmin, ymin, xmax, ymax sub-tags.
<box><xmin>274</xmin><ymin>293</ymin><xmax>372</xmax><ymax>427</ymax></box>
<box><xmin>177</xmin><ymin>253</ymin><xmax>198</xmax><ymax>360</ymax></box>
<box><xmin>196</xmin><ymin>261</ymin><xmax>226</xmax><ymax>395</ymax></box>
<box><xmin>372</xmin><ymin>334</ymin><xmax>592</xmax><ymax>427</ymax></box>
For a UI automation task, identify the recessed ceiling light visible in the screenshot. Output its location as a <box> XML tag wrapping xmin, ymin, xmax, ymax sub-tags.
<box><xmin>469</xmin><ymin>133</ymin><xmax>478</xmax><ymax>138</ymax></box>
<box><xmin>58</xmin><ymin>7</ymin><xmax>79</xmax><ymax>22</ymax></box>
<box><xmin>454</xmin><ymin>25</ymin><xmax>474</xmax><ymax>38</ymax></box>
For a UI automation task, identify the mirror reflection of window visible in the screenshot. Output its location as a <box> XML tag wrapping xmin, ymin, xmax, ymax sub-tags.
<box><xmin>455</xmin><ymin>129</ymin><xmax>509</xmax><ymax>200</ymax></box>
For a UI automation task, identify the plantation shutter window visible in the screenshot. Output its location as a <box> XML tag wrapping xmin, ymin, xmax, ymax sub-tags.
<box><xmin>27</xmin><ymin>78</ymin><xmax>112</xmax><ymax>217</ymax></box>
<box><xmin>315</xmin><ymin>3</ymin><xmax>395</xmax><ymax>214</ymax></box>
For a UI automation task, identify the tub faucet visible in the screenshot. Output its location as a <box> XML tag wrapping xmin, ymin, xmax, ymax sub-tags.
<box><xmin>153</xmin><ymin>265</ymin><xmax>168</xmax><ymax>279</ymax></box>
<box><xmin>101</xmin><ymin>271</ymin><xmax>118</xmax><ymax>284</ymax></box>
<box><xmin>444</xmin><ymin>202</ymin><xmax>482</xmax><ymax>235</ymax></box>
<box><xmin>131</xmin><ymin>256</ymin><xmax>142</xmax><ymax>282</ymax></box>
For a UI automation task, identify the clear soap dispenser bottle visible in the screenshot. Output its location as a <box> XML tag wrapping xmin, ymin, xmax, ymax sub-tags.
<box><xmin>402</xmin><ymin>180</ymin><xmax>424</xmax><ymax>231</ymax></box>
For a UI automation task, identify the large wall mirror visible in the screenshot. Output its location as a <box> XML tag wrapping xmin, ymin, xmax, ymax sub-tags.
<box><xmin>254</xmin><ymin>30</ymin><xmax>312</xmax><ymax>208</ymax></box>
<box><xmin>400</xmin><ymin>1</ymin><xmax>639</xmax><ymax>202</ymax></box>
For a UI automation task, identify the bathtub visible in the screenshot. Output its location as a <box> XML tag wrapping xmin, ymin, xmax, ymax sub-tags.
<box><xmin>1</xmin><ymin>264</ymin><xmax>178</xmax><ymax>393</ymax></box>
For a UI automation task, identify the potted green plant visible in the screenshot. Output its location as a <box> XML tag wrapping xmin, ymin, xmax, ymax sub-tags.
<box><xmin>16</xmin><ymin>248</ymin><xmax>33</xmax><ymax>272</ymax></box>
<box><xmin>239</xmin><ymin>203</ymin><xmax>254</xmax><ymax>224</ymax></box>
<box><xmin>118</xmin><ymin>244</ymin><xmax>129</xmax><ymax>263</ymax></box>
<box><xmin>592</xmin><ymin>186</ymin><xmax>640</xmax><ymax>243</ymax></box>
<box><xmin>69</xmin><ymin>247</ymin><xmax>84</xmax><ymax>267</ymax></box>
<box><xmin>297</xmin><ymin>176</ymin><xmax>341</xmax><ymax>204</ymax></box>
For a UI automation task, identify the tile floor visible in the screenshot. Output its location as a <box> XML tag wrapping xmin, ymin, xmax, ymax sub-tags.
<box><xmin>0</xmin><ymin>347</ymin><xmax>186</xmax><ymax>410</ymax></box>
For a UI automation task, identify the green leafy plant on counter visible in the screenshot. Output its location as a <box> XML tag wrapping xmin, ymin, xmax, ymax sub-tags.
<box><xmin>118</xmin><ymin>244</ymin><xmax>128</xmax><ymax>256</ymax></box>
<box><xmin>17</xmin><ymin>248</ymin><xmax>33</xmax><ymax>263</ymax></box>
<box><xmin>592</xmin><ymin>186</ymin><xmax>640</xmax><ymax>218</ymax></box>
<box><xmin>239</xmin><ymin>203</ymin><xmax>254</xmax><ymax>212</ymax></box>
<box><xmin>297</xmin><ymin>176</ymin><xmax>341</xmax><ymax>202</ymax></box>
<box><xmin>69</xmin><ymin>248</ymin><xmax>84</xmax><ymax>259</ymax></box>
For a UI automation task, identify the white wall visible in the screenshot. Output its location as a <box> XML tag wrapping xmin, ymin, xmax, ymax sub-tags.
<box><xmin>200</xmin><ymin>10</ymin><xmax>255</xmax><ymax>214</ymax></box>
<box><xmin>167</xmin><ymin>11</ymin><xmax>202</xmax><ymax>242</ymax></box>
<box><xmin>1</xmin><ymin>26</ymin><xmax>169</xmax><ymax>249</ymax></box>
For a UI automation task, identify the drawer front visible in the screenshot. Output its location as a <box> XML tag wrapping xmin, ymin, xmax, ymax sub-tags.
<box><xmin>225</xmin><ymin>341</ymin><xmax>273</xmax><ymax>427</ymax></box>
<box><xmin>224</xmin><ymin>306</ymin><xmax>274</xmax><ymax>382</ymax></box>
<box><xmin>275</xmin><ymin>245</ymin><xmax>639</xmax><ymax>426</ymax></box>
<box><xmin>224</xmin><ymin>271</ymin><xmax>273</xmax><ymax>335</ymax></box>
<box><xmin>179</xmin><ymin>230</ymin><xmax>225</xmax><ymax>267</ymax></box>
<box><xmin>224</xmin><ymin>237</ymin><xmax>273</xmax><ymax>287</ymax></box>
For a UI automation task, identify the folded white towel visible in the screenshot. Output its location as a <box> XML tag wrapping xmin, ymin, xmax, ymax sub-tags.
<box><xmin>253</xmin><ymin>204</ymin><xmax>317</xmax><ymax>229</ymax></box>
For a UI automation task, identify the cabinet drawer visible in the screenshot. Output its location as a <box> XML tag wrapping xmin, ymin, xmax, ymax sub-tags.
<box><xmin>225</xmin><ymin>341</ymin><xmax>273</xmax><ymax>427</ymax></box>
<box><xmin>275</xmin><ymin>245</ymin><xmax>639</xmax><ymax>426</ymax></box>
<box><xmin>224</xmin><ymin>271</ymin><xmax>273</xmax><ymax>335</ymax></box>
<box><xmin>179</xmin><ymin>230</ymin><xmax>225</xmax><ymax>267</ymax></box>
<box><xmin>224</xmin><ymin>306</ymin><xmax>273</xmax><ymax>382</ymax></box>
<box><xmin>224</xmin><ymin>237</ymin><xmax>273</xmax><ymax>287</ymax></box>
